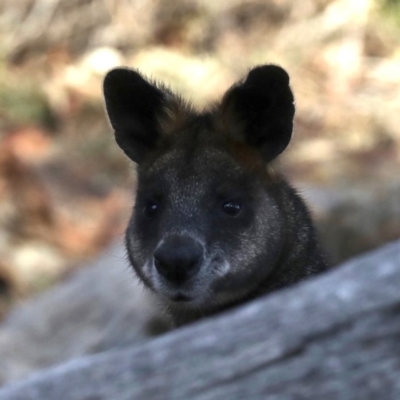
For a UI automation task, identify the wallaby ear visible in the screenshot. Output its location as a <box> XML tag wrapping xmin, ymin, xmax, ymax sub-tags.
<box><xmin>220</xmin><ymin>65</ymin><xmax>295</xmax><ymax>163</ymax></box>
<box><xmin>103</xmin><ymin>68</ymin><xmax>184</xmax><ymax>164</ymax></box>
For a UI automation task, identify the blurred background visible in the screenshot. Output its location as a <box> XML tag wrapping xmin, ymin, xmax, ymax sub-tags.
<box><xmin>0</xmin><ymin>0</ymin><xmax>399</xmax><ymax>319</ymax></box>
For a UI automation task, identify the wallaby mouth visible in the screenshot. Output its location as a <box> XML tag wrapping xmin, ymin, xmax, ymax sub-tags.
<box><xmin>170</xmin><ymin>293</ymin><xmax>193</xmax><ymax>302</ymax></box>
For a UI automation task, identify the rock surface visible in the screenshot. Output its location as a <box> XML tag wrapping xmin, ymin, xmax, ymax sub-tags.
<box><xmin>302</xmin><ymin>182</ymin><xmax>400</xmax><ymax>264</ymax></box>
<box><xmin>0</xmin><ymin>242</ymin><xmax>169</xmax><ymax>385</ymax></box>
<box><xmin>0</xmin><ymin>239</ymin><xmax>399</xmax><ymax>400</ymax></box>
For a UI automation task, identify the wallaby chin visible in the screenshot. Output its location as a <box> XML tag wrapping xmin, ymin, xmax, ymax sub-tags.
<box><xmin>103</xmin><ymin>65</ymin><xmax>328</xmax><ymax>327</ymax></box>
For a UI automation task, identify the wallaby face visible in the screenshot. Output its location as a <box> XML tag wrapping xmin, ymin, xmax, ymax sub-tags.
<box><xmin>103</xmin><ymin>65</ymin><xmax>327</xmax><ymax>326</ymax></box>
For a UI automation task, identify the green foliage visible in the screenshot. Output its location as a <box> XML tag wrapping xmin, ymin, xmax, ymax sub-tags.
<box><xmin>378</xmin><ymin>0</ymin><xmax>400</xmax><ymax>28</ymax></box>
<box><xmin>0</xmin><ymin>81</ymin><xmax>55</xmax><ymax>129</ymax></box>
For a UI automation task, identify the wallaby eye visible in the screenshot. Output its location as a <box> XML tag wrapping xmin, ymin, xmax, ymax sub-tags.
<box><xmin>222</xmin><ymin>201</ymin><xmax>242</xmax><ymax>216</ymax></box>
<box><xmin>143</xmin><ymin>200</ymin><xmax>159</xmax><ymax>218</ymax></box>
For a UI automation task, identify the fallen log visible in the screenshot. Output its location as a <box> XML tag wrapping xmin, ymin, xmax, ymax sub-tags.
<box><xmin>0</xmin><ymin>240</ymin><xmax>399</xmax><ymax>400</ymax></box>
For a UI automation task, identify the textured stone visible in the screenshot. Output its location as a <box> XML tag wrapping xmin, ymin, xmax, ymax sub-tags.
<box><xmin>0</xmin><ymin>240</ymin><xmax>399</xmax><ymax>399</ymax></box>
<box><xmin>0</xmin><ymin>242</ymin><xmax>168</xmax><ymax>385</ymax></box>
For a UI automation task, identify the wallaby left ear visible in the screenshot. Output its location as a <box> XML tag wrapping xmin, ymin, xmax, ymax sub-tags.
<box><xmin>103</xmin><ymin>68</ymin><xmax>167</xmax><ymax>164</ymax></box>
<box><xmin>220</xmin><ymin>65</ymin><xmax>295</xmax><ymax>163</ymax></box>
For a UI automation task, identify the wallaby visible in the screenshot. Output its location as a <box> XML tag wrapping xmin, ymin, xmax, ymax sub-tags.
<box><xmin>103</xmin><ymin>65</ymin><xmax>327</xmax><ymax>327</ymax></box>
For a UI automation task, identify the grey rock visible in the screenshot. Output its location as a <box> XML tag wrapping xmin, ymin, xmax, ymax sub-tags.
<box><xmin>0</xmin><ymin>239</ymin><xmax>399</xmax><ymax>400</ymax></box>
<box><xmin>0</xmin><ymin>242</ymin><xmax>169</xmax><ymax>385</ymax></box>
<box><xmin>302</xmin><ymin>182</ymin><xmax>400</xmax><ymax>264</ymax></box>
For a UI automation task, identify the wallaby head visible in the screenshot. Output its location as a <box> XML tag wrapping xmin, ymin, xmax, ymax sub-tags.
<box><xmin>103</xmin><ymin>65</ymin><xmax>327</xmax><ymax>326</ymax></box>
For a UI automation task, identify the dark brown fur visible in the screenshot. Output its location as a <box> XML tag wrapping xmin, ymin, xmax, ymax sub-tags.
<box><xmin>103</xmin><ymin>65</ymin><xmax>328</xmax><ymax>326</ymax></box>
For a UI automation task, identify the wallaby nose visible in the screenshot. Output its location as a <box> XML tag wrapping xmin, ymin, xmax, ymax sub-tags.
<box><xmin>154</xmin><ymin>236</ymin><xmax>203</xmax><ymax>285</ymax></box>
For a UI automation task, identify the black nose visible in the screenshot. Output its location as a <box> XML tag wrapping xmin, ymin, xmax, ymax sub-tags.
<box><xmin>154</xmin><ymin>235</ymin><xmax>203</xmax><ymax>285</ymax></box>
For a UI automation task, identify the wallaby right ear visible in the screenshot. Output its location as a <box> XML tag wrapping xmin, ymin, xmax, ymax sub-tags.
<box><xmin>220</xmin><ymin>65</ymin><xmax>295</xmax><ymax>163</ymax></box>
<box><xmin>103</xmin><ymin>68</ymin><xmax>170</xmax><ymax>164</ymax></box>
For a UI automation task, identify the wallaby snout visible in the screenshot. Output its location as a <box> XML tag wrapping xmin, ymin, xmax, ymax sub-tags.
<box><xmin>154</xmin><ymin>235</ymin><xmax>203</xmax><ymax>286</ymax></box>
